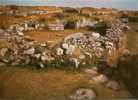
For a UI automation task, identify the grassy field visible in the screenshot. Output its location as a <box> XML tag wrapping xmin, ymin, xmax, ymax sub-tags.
<box><xmin>126</xmin><ymin>22</ymin><xmax>138</xmax><ymax>55</ymax></box>
<box><xmin>0</xmin><ymin>66</ymin><xmax>131</xmax><ymax>100</ymax></box>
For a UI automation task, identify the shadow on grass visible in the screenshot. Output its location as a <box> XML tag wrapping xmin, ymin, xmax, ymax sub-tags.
<box><xmin>98</xmin><ymin>54</ymin><xmax>138</xmax><ymax>98</ymax></box>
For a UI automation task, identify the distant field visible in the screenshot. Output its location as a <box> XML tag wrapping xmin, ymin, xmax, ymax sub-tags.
<box><xmin>0</xmin><ymin>66</ymin><xmax>131</xmax><ymax>100</ymax></box>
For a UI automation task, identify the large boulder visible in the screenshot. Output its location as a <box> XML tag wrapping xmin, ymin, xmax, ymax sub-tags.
<box><xmin>70</xmin><ymin>88</ymin><xmax>96</xmax><ymax>100</ymax></box>
<box><xmin>106</xmin><ymin>80</ymin><xmax>120</xmax><ymax>91</ymax></box>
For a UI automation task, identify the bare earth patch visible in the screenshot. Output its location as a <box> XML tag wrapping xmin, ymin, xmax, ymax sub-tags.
<box><xmin>0</xmin><ymin>66</ymin><xmax>131</xmax><ymax>100</ymax></box>
<box><xmin>24</xmin><ymin>29</ymin><xmax>89</xmax><ymax>45</ymax></box>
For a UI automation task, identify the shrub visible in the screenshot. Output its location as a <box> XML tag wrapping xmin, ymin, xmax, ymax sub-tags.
<box><xmin>64</xmin><ymin>19</ymin><xmax>76</xmax><ymax>29</ymax></box>
<box><xmin>129</xmin><ymin>16</ymin><xmax>138</xmax><ymax>22</ymax></box>
<box><xmin>64</xmin><ymin>7</ymin><xmax>79</xmax><ymax>13</ymax></box>
<box><xmin>93</xmin><ymin>21</ymin><xmax>108</xmax><ymax>36</ymax></box>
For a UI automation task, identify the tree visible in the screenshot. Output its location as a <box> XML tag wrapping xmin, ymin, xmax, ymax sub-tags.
<box><xmin>64</xmin><ymin>7</ymin><xmax>79</xmax><ymax>13</ymax></box>
<box><xmin>9</xmin><ymin>5</ymin><xmax>18</xmax><ymax>10</ymax></box>
<box><xmin>64</xmin><ymin>19</ymin><xmax>77</xmax><ymax>29</ymax></box>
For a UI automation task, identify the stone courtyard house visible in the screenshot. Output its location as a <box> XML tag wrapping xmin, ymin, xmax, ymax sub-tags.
<box><xmin>48</xmin><ymin>23</ymin><xmax>64</xmax><ymax>31</ymax></box>
<box><xmin>21</xmin><ymin>21</ymin><xmax>40</xmax><ymax>31</ymax></box>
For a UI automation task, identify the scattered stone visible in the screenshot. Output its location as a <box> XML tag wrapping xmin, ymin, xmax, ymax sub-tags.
<box><xmin>85</xmin><ymin>68</ymin><xmax>98</xmax><ymax>76</ymax></box>
<box><xmin>40</xmin><ymin>43</ymin><xmax>47</xmax><ymax>47</ymax></box>
<box><xmin>70</xmin><ymin>88</ymin><xmax>96</xmax><ymax>100</ymax></box>
<box><xmin>106</xmin><ymin>80</ymin><xmax>120</xmax><ymax>91</ymax></box>
<box><xmin>0</xmin><ymin>62</ymin><xmax>6</xmax><ymax>66</ymax></box>
<box><xmin>56</xmin><ymin>48</ymin><xmax>63</xmax><ymax>56</ymax></box>
<box><xmin>66</xmin><ymin>44</ymin><xmax>75</xmax><ymax>55</ymax></box>
<box><xmin>72</xmin><ymin>58</ymin><xmax>80</xmax><ymax>68</ymax></box>
<box><xmin>64</xmin><ymin>32</ymin><xmax>83</xmax><ymax>41</ymax></box>
<box><xmin>91</xmin><ymin>32</ymin><xmax>100</xmax><ymax>39</ymax></box>
<box><xmin>122</xmin><ymin>49</ymin><xmax>130</xmax><ymax>56</ymax></box>
<box><xmin>24</xmin><ymin>47</ymin><xmax>35</xmax><ymax>55</ymax></box>
<box><xmin>39</xmin><ymin>62</ymin><xmax>45</xmax><ymax>68</ymax></box>
<box><xmin>0</xmin><ymin>19</ymin><xmax>129</xmax><ymax>69</ymax></box>
<box><xmin>62</xmin><ymin>43</ymin><xmax>69</xmax><ymax>49</ymax></box>
<box><xmin>79</xmin><ymin>54</ymin><xmax>85</xmax><ymax>60</ymax></box>
<box><xmin>41</xmin><ymin>55</ymin><xmax>48</xmax><ymax>62</ymax></box>
<box><xmin>92</xmin><ymin>74</ymin><xmax>108</xmax><ymax>84</ymax></box>
<box><xmin>17</xmin><ymin>31</ymin><xmax>24</xmax><ymax>36</ymax></box>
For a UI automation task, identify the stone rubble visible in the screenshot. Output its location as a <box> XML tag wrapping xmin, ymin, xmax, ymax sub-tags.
<box><xmin>0</xmin><ymin>48</ymin><xmax>8</xmax><ymax>57</ymax></box>
<box><xmin>92</xmin><ymin>74</ymin><xmax>109</xmax><ymax>84</ymax></box>
<box><xmin>57</xmin><ymin>20</ymin><xmax>129</xmax><ymax>68</ymax></box>
<box><xmin>0</xmin><ymin>19</ymin><xmax>129</xmax><ymax>68</ymax></box>
<box><xmin>106</xmin><ymin>80</ymin><xmax>121</xmax><ymax>91</ymax></box>
<box><xmin>85</xmin><ymin>68</ymin><xmax>121</xmax><ymax>92</ymax></box>
<box><xmin>70</xmin><ymin>88</ymin><xmax>96</xmax><ymax>100</ymax></box>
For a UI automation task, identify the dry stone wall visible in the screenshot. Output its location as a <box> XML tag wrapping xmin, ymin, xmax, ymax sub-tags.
<box><xmin>0</xmin><ymin>19</ymin><xmax>129</xmax><ymax>68</ymax></box>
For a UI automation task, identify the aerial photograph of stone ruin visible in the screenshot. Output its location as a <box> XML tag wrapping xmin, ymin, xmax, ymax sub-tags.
<box><xmin>0</xmin><ymin>0</ymin><xmax>138</xmax><ymax>100</ymax></box>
